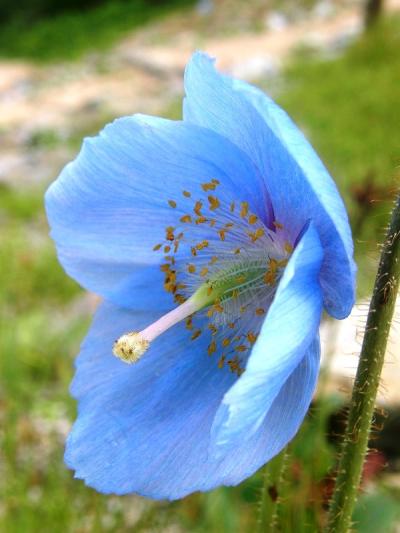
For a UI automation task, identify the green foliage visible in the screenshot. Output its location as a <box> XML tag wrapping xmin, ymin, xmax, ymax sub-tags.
<box><xmin>26</xmin><ymin>129</ymin><xmax>62</xmax><ymax>149</ymax></box>
<box><xmin>0</xmin><ymin>190</ymin><xmax>96</xmax><ymax>532</ymax></box>
<box><xmin>0</xmin><ymin>185</ymin><xmax>44</xmax><ymax>221</ymax></box>
<box><xmin>0</xmin><ymin>188</ymin><xmax>80</xmax><ymax>310</ymax></box>
<box><xmin>0</xmin><ymin>0</ymin><xmax>103</xmax><ymax>24</ymax></box>
<box><xmin>0</xmin><ymin>0</ymin><xmax>195</xmax><ymax>62</ymax></box>
<box><xmin>353</xmin><ymin>490</ymin><xmax>400</xmax><ymax>533</ymax></box>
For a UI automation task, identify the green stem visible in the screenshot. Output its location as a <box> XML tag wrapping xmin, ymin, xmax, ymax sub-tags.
<box><xmin>326</xmin><ymin>193</ymin><xmax>400</xmax><ymax>532</ymax></box>
<box><xmin>257</xmin><ymin>448</ymin><xmax>288</xmax><ymax>532</ymax></box>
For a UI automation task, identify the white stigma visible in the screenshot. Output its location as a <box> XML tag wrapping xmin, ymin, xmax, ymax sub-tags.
<box><xmin>113</xmin><ymin>332</ymin><xmax>150</xmax><ymax>364</ymax></box>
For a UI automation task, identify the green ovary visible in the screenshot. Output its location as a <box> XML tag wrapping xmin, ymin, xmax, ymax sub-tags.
<box><xmin>190</xmin><ymin>258</ymin><xmax>282</xmax><ymax>312</ymax></box>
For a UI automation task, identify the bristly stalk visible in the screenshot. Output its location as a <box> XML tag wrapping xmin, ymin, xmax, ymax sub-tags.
<box><xmin>327</xmin><ymin>193</ymin><xmax>400</xmax><ymax>532</ymax></box>
<box><xmin>257</xmin><ymin>447</ymin><xmax>288</xmax><ymax>532</ymax></box>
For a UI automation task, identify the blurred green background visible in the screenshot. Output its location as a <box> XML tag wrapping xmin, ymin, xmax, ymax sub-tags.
<box><xmin>0</xmin><ymin>0</ymin><xmax>399</xmax><ymax>531</ymax></box>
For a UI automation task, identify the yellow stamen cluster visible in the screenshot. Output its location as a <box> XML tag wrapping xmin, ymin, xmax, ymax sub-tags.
<box><xmin>149</xmin><ymin>180</ymin><xmax>293</xmax><ymax>376</ymax></box>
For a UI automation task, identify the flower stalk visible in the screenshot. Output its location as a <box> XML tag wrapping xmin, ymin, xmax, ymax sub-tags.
<box><xmin>257</xmin><ymin>447</ymin><xmax>288</xmax><ymax>532</ymax></box>
<box><xmin>327</xmin><ymin>193</ymin><xmax>400</xmax><ymax>532</ymax></box>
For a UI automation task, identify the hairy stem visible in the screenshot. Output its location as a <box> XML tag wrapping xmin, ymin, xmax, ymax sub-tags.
<box><xmin>257</xmin><ymin>448</ymin><xmax>288</xmax><ymax>532</ymax></box>
<box><xmin>327</xmin><ymin>193</ymin><xmax>400</xmax><ymax>532</ymax></box>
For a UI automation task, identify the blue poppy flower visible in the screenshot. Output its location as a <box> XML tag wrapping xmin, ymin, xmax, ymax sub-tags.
<box><xmin>45</xmin><ymin>52</ymin><xmax>356</xmax><ymax>499</ymax></box>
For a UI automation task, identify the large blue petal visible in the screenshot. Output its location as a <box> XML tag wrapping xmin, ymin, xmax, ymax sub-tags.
<box><xmin>183</xmin><ymin>52</ymin><xmax>356</xmax><ymax>319</ymax></box>
<box><xmin>247</xmin><ymin>336</ymin><xmax>321</xmax><ymax>465</ymax></box>
<box><xmin>211</xmin><ymin>222</ymin><xmax>323</xmax><ymax>452</ymax></box>
<box><xmin>45</xmin><ymin>115</ymin><xmax>269</xmax><ymax>310</ymax></box>
<box><xmin>66</xmin><ymin>301</ymin><xmax>319</xmax><ymax>500</ymax></box>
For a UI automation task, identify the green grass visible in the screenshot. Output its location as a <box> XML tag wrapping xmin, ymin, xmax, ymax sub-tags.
<box><xmin>1</xmin><ymin>14</ymin><xmax>400</xmax><ymax>533</ymax></box>
<box><xmin>0</xmin><ymin>0</ymin><xmax>195</xmax><ymax>62</ymax></box>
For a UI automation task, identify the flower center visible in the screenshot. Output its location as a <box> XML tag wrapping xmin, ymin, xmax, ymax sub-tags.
<box><xmin>113</xmin><ymin>180</ymin><xmax>293</xmax><ymax>375</ymax></box>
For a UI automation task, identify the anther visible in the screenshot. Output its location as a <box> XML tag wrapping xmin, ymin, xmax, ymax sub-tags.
<box><xmin>201</xmin><ymin>182</ymin><xmax>216</xmax><ymax>192</ymax></box>
<box><xmin>284</xmin><ymin>241</ymin><xmax>294</xmax><ymax>253</ymax></box>
<box><xmin>196</xmin><ymin>240</ymin><xmax>209</xmax><ymax>250</ymax></box>
<box><xmin>208</xmin><ymin>340</ymin><xmax>217</xmax><ymax>355</ymax></box>
<box><xmin>191</xmin><ymin>329</ymin><xmax>202</xmax><ymax>340</ymax></box>
<box><xmin>240</xmin><ymin>202</ymin><xmax>249</xmax><ymax>218</ymax></box>
<box><xmin>208</xmin><ymin>195</ymin><xmax>220</xmax><ymax>210</ymax></box>
<box><xmin>247</xmin><ymin>332</ymin><xmax>258</xmax><ymax>344</ymax></box>
<box><xmin>249</xmin><ymin>228</ymin><xmax>265</xmax><ymax>242</ymax></box>
<box><xmin>200</xmin><ymin>266</ymin><xmax>209</xmax><ymax>277</ymax></box>
<box><xmin>214</xmin><ymin>302</ymin><xmax>224</xmax><ymax>313</ymax></box>
<box><xmin>194</xmin><ymin>201</ymin><xmax>203</xmax><ymax>216</ymax></box>
<box><xmin>166</xmin><ymin>226</ymin><xmax>175</xmax><ymax>241</ymax></box>
<box><xmin>235</xmin><ymin>344</ymin><xmax>247</xmax><ymax>353</ymax></box>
